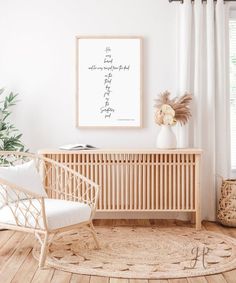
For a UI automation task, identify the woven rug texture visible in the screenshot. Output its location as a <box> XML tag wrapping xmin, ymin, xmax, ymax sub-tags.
<box><xmin>33</xmin><ymin>226</ymin><xmax>236</xmax><ymax>279</ymax></box>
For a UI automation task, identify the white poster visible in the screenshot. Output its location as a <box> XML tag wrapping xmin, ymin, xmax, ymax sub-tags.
<box><xmin>76</xmin><ymin>37</ymin><xmax>142</xmax><ymax>127</ymax></box>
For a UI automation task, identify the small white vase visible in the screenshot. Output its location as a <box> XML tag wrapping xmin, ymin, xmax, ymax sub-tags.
<box><xmin>156</xmin><ymin>125</ymin><xmax>177</xmax><ymax>149</ymax></box>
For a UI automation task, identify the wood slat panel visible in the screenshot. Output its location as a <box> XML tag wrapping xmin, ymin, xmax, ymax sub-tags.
<box><xmin>42</xmin><ymin>151</ymin><xmax>201</xmax><ymax>228</ymax></box>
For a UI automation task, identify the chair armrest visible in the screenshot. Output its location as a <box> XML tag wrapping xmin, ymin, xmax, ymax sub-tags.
<box><xmin>0</xmin><ymin>183</ymin><xmax>47</xmax><ymax>230</ymax></box>
<box><xmin>40</xmin><ymin>157</ymin><xmax>100</xmax><ymax>212</ymax></box>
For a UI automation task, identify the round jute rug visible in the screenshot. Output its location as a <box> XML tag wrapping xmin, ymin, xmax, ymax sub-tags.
<box><xmin>33</xmin><ymin>226</ymin><xmax>236</xmax><ymax>279</ymax></box>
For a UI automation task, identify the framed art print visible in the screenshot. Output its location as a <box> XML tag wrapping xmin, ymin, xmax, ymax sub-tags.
<box><xmin>76</xmin><ymin>36</ymin><xmax>142</xmax><ymax>127</ymax></box>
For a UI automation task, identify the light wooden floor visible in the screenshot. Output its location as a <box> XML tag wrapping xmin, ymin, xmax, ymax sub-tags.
<box><xmin>0</xmin><ymin>220</ymin><xmax>236</xmax><ymax>283</ymax></box>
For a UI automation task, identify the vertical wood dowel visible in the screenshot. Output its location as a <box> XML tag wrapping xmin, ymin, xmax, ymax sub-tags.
<box><xmin>186</xmin><ymin>154</ymin><xmax>189</xmax><ymax>210</ymax></box>
<box><xmin>160</xmin><ymin>154</ymin><xmax>163</xmax><ymax>210</ymax></box>
<box><xmin>181</xmin><ymin>154</ymin><xmax>185</xmax><ymax>210</ymax></box>
<box><xmin>134</xmin><ymin>154</ymin><xmax>138</xmax><ymax>210</ymax></box>
<box><xmin>116</xmin><ymin>154</ymin><xmax>120</xmax><ymax>210</ymax></box>
<box><xmin>190</xmin><ymin>154</ymin><xmax>194</xmax><ymax>210</ymax></box>
<box><xmin>173</xmin><ymin>154</ymin><xmax>176</xmax><ymax>210</ymax></box>
<box><xmin>177</xmin><ymin>154</ymin><xmax>180</xmax><ymax>210</ymax></box>
<box><xmin>164</xmin><ymin>154</ymin><xmax>167</xmax><ymax>209</ymax></box>
<box><xmin>147</xmin><ymin>154</ymin><xmax>150</xmax><ymax>210</ymax></box>
<box><xmin>169</xmin><ymin>154</ymin><xmax>172</xmax><ymax>209</ymax></box>
<box><xmin>151</xmin><ymin>154</ymin><xmax>154</xmax><ymax>210</ymax></box>
<box><xmin>107</xmin><ymin>154</ymin><xmax>111</xmax><ymax>210</ymax></box>
<box><xmin>112</xmin><ymin>154</ymin><xmax>116</xmax><ymax>210</ymax></box>
<box><xmin>125</xmin><ymin>155</ymin><xmax>129</xmax><ymax>210</ymax></box>
<box><xmin>138</xmin><ymin>155</ymin><xmax>142</xmax><ymax>210</ymax></box>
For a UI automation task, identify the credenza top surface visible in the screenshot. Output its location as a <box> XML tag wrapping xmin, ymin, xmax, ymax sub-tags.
<box><xmin>39</xmin><ymin>148</ymin><xmax>202</xmax><ymax>155</ymax></box>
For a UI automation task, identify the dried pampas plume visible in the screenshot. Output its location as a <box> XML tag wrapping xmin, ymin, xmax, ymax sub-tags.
<box><xmin>154</xmin><ymin>91</ymin><xmax>192</xmax><ymax>126</ymax></box>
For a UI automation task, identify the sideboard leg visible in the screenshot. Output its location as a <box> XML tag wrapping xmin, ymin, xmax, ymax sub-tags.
<box><xmin>195</xmin><ymin>155</ymin><xmax>201</xmax><ymax>230</ymax></box>
<box><xmin>196</xmin><ymin>212</ymin><xmax>201</xmax><ymax>230</ymax></box>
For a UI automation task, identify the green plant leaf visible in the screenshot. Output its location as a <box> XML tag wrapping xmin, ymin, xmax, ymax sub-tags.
<box><xmin>0</xmin><ymin>88</ymin><xmax>28</xmax><ymax>155</ymax></box>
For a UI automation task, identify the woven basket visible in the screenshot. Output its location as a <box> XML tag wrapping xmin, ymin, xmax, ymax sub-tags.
<box><xmin>217</xmin><ymin>179</ymin><xmax>236</xmax><ymax>227</ymax></box>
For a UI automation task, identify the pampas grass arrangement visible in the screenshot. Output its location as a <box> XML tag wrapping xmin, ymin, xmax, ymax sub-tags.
<box><xmin>154</xmin><ymin>91</ymin><xmax>192</xmax><ymax>126</ymax></box>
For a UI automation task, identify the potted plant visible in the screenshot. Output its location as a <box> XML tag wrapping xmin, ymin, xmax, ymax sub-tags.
<box><xmin>0</xmin><ymin>88</ymin><xmax>27</xmax><ymax>155</ymax></box>
<box><xmin>154</xmin><ymin>91</ymin><xmax>192</xmax><ymax>148</ymax></box>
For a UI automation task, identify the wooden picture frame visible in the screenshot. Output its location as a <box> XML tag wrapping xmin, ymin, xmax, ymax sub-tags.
<box><xmin>76</xmin><ymin>36</ymin><xmax>142</xmax><ymax>128</ymax></box>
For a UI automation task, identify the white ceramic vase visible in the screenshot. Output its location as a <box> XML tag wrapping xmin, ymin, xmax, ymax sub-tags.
<box><xmin>156</xmin><ymin>125</ymin><xmax>177</xmax><ymax>149</ymax></box>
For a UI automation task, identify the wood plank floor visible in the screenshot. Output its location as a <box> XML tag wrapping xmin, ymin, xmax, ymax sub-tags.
<box><xmin>0</xmin><ymin>220</ymin><xmax>236</xmax><ymax>283</ymax></box>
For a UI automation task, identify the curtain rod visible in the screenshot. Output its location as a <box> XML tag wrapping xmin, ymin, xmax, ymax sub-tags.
<box><xmin>169</xmin><ymin>0</ymin><xmax>236</xmax><ymax>3</ymax></box>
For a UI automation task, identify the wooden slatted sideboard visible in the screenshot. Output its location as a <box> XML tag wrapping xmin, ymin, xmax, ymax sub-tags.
<box><xmin>39</xmin><ymin>149</ymin><xmax>202</xmax><ymax>229</ymax></box>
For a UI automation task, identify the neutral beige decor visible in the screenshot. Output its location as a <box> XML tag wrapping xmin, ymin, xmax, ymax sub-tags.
<box><xmin>40</xmin><ymin>148</ymin><xmax>202</xmax><ymax>229</ymax></box>
<box><xmin>154</xmin><ymin>91</ymin><xmax>192</xmax><ymax>149</ymax></box>
<box><xmin>217</xmin><ymin>179</ymin><xmax>236</xmax><ymax>227</ymax></box>
<box><xmin>154</xmin><ymin>91</ymin><xmax>192</xmax><ymax>126</ymax></box>
<box><xmin>33</xmin><ymin>226</ymin><xmax>236</xmax><ymax>279</ymax></box>
<box><xmin>0</xmin><ymin>151</ymin><xmax>100</xmax><ymax>268</ymax></box>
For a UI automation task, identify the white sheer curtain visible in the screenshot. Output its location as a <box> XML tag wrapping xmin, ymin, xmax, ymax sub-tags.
<box><xmin>178</xmin><ymin>0</ymin><xmax>230</xmax><ymax>220</ymax></box>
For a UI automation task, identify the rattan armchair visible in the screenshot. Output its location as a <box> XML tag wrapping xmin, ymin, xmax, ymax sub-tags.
<box><xmin>0</xmin><ymin>151</ymin><xmax>100</xmax><ymax>268</ymax></box>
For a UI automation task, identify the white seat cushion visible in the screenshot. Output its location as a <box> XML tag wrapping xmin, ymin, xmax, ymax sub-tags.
<box><xmin>0</xmin><ymin>198</ymin><xmax>91</xmax><ymax>230</ymax></box>
<box><xmin>0</xmin><ymin>160</ymin><xmax>47</xmax><ymax>208</ymax></box>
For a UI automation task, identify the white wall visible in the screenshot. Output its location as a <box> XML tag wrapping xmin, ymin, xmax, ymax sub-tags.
<box><xmin>0</xmin><ymin>0</ymin><xmax>178</xmax><ymax>152</ymax></box>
